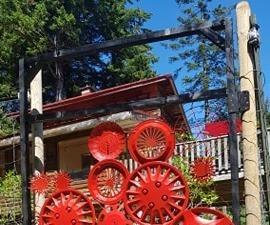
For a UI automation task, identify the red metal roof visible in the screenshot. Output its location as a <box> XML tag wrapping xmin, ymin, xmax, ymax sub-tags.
<box><xmin>204</xmin><ymin>119</ymin><xmax>242</xmax><ymax>137</ymax></box>
<box><xmin>17</xmin><ymin>75</ymin><xmax>190</xmax><ymax>132</ymax></box>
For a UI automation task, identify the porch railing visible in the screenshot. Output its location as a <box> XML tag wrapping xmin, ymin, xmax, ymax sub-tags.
<box><xmin>122</xmin><ymin>133</ymin><xmax>245</xmax><ymax>181</ymax></box>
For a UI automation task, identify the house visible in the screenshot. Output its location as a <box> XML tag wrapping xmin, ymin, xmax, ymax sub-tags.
<box><xmin>0</xmin><ymin>75</ymin><xmax>189</xmax><ymax>176</ymax></box>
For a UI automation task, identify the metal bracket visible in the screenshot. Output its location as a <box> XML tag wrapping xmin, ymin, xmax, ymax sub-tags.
<box><xmin>238</xmin><ymin>90</ymin><xmax>250</xmax><ymax>113</ymax></box>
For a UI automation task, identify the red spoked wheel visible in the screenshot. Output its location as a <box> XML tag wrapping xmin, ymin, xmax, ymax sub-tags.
<box><xmin>128</xmin><ymin>119</ymin><xmax>175</xmax><ymax>164</ymax></box>
<box><xmin>88</xmin><ymin>122</ymin><xmax>126</xmax><ymax>161</ymax></box>
<box><xmin>98</xmin><ymin>204</ymin><xmax>133</xmax><ymax>225</ymax></box>
<box><xmin>179</xmin><ymin>207</ymin><xmax>233</xmax><ymax>225</ymax></box>
<box><xmin>39</xmin><ymin>189</ymin><xmax>96</xmax><ymax>225</ymax></box>
<box><xmin>88</xmin><ymin>159</ymin><xmax>129</xmax><ymax>205</ymax></box>
<box><xmin>191</xmin><ymin>157</ymin><xmax>215</xmax><ymax>183</ymax></box>
<box><xmin>124</xmin><ymin>161</ymin><xmax>189</xmax><ymax>225</ymax></box>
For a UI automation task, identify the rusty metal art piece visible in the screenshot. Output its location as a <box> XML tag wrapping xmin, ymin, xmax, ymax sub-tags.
<box><xmin>88</xmin><ymin>122</ymin><xmax>126</xmax><ymax>161</ymax></box>
<box><xmin>128</xmin><ymin>119</ymin><xmax>175</xmax><ymax>164</ymax></box>
<box><xmin>191</xmin><ymin>157</ymin><xmax>215</xmax><ymax>183</ymax></box>
<box><xmin>53</xmin><ymin>171</ymin><xmax>72</xmax><ymax>191</ymax></box>
<box><xmin>88</xmin><ymin>159</ymin><xmax>129</xmax><ymax>205</ymax></box>
<box><xmin>30</xmin><ymin>173</ymin><xmax>50</xmax><ymax>194</ymax></box>
<box><xmin>39</xmin><ymin>189</ymin><xmax>96</xmax><ymax>225</ymax></box>
<box><xmin>179</xmin><ymin>207</ymin><xmax>233</xmax><ymax>225</ymax></box>
<box><xmin>98</xmin><ymin>204</ymin><xmax>133</xmax><ymax>225</ymax></box>
<box><xmin>124</xmin><ymin>161</ymin><xmax>189</xmax><ymax>225</ymax></box>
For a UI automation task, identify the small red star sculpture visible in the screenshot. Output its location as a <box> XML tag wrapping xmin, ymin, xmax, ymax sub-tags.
<box><xmin>191</xmin><ymin>157</ymin><xmax>215</xmax><ymax>183</ymax></box>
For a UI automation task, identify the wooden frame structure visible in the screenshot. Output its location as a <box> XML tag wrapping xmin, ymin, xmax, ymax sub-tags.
<box><xmin>19</xmin><ymin>19</ymin><xmax>241</xmax><ymax>224</ymax></box>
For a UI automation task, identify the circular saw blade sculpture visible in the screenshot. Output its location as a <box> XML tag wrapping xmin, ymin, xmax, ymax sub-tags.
<box><xmin>35</xmin><ymin>119</ymin><xmax>233</xmax><ymax>225</ymax></box>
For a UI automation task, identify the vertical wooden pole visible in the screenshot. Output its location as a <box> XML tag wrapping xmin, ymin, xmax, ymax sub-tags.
<box><xmin>19</xmin><ymin>58</ymin><xmax>32</xmax><ymax>225</ymax></box>
<box><xmin>225</xmin><ymin>19</ymin><xmax>240</xmax><ymax>225</ymax></box>
<box><xmin>236</xmin><ymin>2</ymin><xmax>262</xmax><ymax>224</ymax></box>
<box><xmin>30</xmin><ymin>70</ymin><xmax>44</xmax><ymax>221</ymax></box>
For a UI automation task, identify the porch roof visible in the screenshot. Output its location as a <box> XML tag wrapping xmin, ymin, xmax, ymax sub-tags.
<box><xmin>38</xmin><ymin>75</ymin><xmax>189</xmax><ymax>131</ymax></box>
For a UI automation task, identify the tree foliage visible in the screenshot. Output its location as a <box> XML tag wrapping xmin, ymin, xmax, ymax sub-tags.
<box><xmin>0</xmin><ymin>0</ymin><xmax>157</xmax><ymax>136</ymax></box>
<box><xmin>0</xmin><ymin>0</ymin><xmax>157</xmax><ymax>102</ymax></box>
<box><xmin>0</xmin><ymin>170</ymin><xmax>22</xmax><ymax>224</ymax></box>
<box><xmin>168</xmin><ymin>0</ymin><xmax>229</xmax><ymax>121</ymax></box>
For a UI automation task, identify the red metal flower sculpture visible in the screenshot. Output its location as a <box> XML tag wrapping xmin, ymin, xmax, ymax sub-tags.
<box><xmin>30</xmin><ymin>173</ymin><xmax>50</xmax><ymax>194</ymax></box>
<box><xmin>53</xmin><ymin>171</ymin><xmax>72</xmax><ymax>191</ymax></box>
<box><xmin>191</xmin><ymin>157</ymin><xmax>215</xmax><ymax>182</ymax></box>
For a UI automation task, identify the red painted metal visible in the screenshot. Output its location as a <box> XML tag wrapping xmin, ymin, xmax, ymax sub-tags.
<box><xmin>179</xmin><ymin>207</ymin><xmax>233</xmax><ymax>225</ymax></box>
<box><xmin>53</xmin><ymin>171</ymin><xmax>72</xmax><ymax>191</ymax></box>
<box><xmin>30</xmin><ymin>173</ymin><xmax>50</xmax><ymax>194</ymax></box>
<box><xmin>39</xmin><ymin>189</ymin><xmax>96</xmax><ymax>225</ymax></box>
<box><xmin>124</xmin><ymin>161</ymin><xmax>189</xmax><ymax>225</ymax></box>
<box><xmin>88</xmin><ymin>122</ymin><xmax>125</xmax><ymax>161</ymax></box>
<box><xmin>204</xmin><ymin>119</ymin><xmax>242</xmax><ymax>137</ymax></box>
<box><xmin>191</xmin><ymin>157</ymin><xmax>215</xmax><ymax>183</ymax></box>
<box><xmin>88</xmin><ymin>159</ymin><xmax>129</xmax><ymax>205</ymax></box>
<box><xmin>128</xmin><ymin>119</ymin><xmax>175</xmax><ymax>163</ymax></box>
<box><xmin>98</xmin><ymin>205</ymin><xmax>133</xmax><ymax>225</ymax></box>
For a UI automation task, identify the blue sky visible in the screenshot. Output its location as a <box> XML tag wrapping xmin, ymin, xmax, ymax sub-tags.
<box><xmin>130</xmin><ymin>0</ymin><xmax>270</xmax><ymax>98</ymax></box>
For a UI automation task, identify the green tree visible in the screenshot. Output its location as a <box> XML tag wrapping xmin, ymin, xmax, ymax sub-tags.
<box><xmin>0</xmin><ymin>170</ymin><xmax>22</xmax><ymax>224</ymax></box>
<box><xmin>0</xmin><ymin>0</ymin><xmax>157</xmax><ymax>102</ymax></box>
<box><xmin>167</xmin><ymin>0</ymin><xmax>229</xmax><ymax>122</ymax></box>
<box><xmin>0</xmin><ymin>0</ymin><xmax>157</xmax><ymax>136</ymax></box>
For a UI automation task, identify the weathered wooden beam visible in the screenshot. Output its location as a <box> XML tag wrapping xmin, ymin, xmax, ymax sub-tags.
<box><xmin>30</xmin><ymin>88</ymin><xmax>227</xmax><ymax>123</ymax></box>
<box><xmin>25</xmin><ymin>20</ymin><xmax>225</xmax><ymax>65</ymax></box>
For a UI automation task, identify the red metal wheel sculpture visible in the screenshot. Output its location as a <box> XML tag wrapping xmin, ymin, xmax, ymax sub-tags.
<box><xmin>191</xmin><ymin>157</ymin><xmax>215</xmax><ymax>183</ymax></box>
<box><xmin>128</xmin><ymin>119</ymin><xmax>175</xmax><ymax>164</ymax></box>
<box><xmin>98</xmin><ymin>204</ymin><xmax>133</xmax><ymax>225</ymax></box>
<box><xmin>124</xmin><ymin>161</ymin><xmax>189</xmax><ymax>225</ymax></box>
<box><xmin>179</xmin><ymin>207</ymin><xmax>233</xmax><ymax>225</ymax></box>
<box><xmin>88</xmin><ymin>122</ymin><xmax>126</xmax><ymax>161</ymax></box>
<box><xmin>53</xmin><ymin>171</ymin><xmax>72</xmax><ymax>191</ymax></box>
<box><xmin>39</xmin><ymin>189</ymin><xmax>96</xmax><ymax>225</ymax></box>
<box><xmin>30</xmin><ymin>173</ymin><xmax>50</xmax><ymax>194</ymax></box>
<box><xmin>88</xmin><ymin>159</ymin><xmax>129</xmax><ymax>205</ymax></box>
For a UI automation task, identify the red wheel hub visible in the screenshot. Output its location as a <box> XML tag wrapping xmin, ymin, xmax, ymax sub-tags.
<box><xmin>191</xmin><ymin>157</ymin><xmax>215</xmax><ymax>182</ymax></box>
<box><xmin>88</xmin><ymin>159</ymin><xmax>129</xmax><ymax>205</ymax></box>
<box><xmin>180</xmin><ymin>207</ymin><xmax>233</xmax><ymax>225</ymax></box>
<box><xmin>88</xmin><ymin>122</ymin><xmax>126</xmax><ymax>161</ymax></box>
<box><xmin>98</xmin><ymin>205</ymin><xmax>133</xmax><ymax>225</ymax></box>
<box><xmin>124</xmin><ymin>161</ymin><xmax>189</xmax><ymax>225</ymax></box>
<box><xmin>39</xmin><ymin>189</ymin><xmax>96</xmax><ymax>225</ymax></box>
<box><xmin>128</xmin><ymin>119</ymin><xmax>175</xmax><ymax>164</ymax></box>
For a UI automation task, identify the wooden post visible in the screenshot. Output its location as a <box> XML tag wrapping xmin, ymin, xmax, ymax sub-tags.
<box><xmin>30</xmin><ymin>70</ymin><xmax>44</xmax><ymax>221</ymax></box>
<box><xmin>236</xmin><ymin>2</ymin><xmax>262</xmax><ymax>224</ymax></box>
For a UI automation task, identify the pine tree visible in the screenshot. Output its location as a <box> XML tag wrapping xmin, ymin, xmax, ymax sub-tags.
<box><xmin>169</xmin><ymin>0</ymin><xmax>229</xmax><ymax>122</ymax></box>
<box><xmin>0</xmin><ymin>0</ymin><xmax>157</xmax><ymax>102</ymax></box>
<box><xmin>0</xmin><ymin>0</ymin><xmax>157</xmax><ymax>136</ymax></box>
